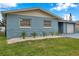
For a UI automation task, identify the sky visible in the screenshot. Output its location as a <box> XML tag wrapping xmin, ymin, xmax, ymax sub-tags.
<box><xmin>0</xmin><ymin>3</ymin><xmax>79</xmax><ymax>21</ymax></box>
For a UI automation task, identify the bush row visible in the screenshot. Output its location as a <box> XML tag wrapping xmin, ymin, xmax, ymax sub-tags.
<box><xmin>21</xmin><ymin>31</ymin><xmax>59</xmax><ymax>39</ymax></box>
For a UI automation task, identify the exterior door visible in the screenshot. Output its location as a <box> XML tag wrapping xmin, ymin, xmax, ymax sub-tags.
<box><xmin>58</xmin><ymin>22</ymin><xmax>63</xmax><ymax>34</ymax></box>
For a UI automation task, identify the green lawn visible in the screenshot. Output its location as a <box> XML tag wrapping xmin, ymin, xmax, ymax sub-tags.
<box><xmin>0</xmin><ymin>36</ymin><xmax>79</xmax><ymax>56</ymax></box>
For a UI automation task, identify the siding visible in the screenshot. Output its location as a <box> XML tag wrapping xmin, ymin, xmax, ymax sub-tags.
<box><xmin>9</xmin><ymin>10</ymin><xmax>53</xmax><ymax>18</ymax></box>
<box><xmin>7</xmin><ymin>14</ymin><xmax>58</xmax><ymax>39</ymax></box>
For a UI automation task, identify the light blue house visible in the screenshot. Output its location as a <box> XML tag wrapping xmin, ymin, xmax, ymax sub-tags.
<box><xmin>2</xmin><ymin>8</ymin><xmax>75</xmax><ymax>39</ymax></box>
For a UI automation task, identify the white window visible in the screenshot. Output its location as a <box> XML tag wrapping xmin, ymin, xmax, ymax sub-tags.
<box><xmin>44</xmin><ymin>20</ymin><xmax>52</xmax><ymax>28</ymax></box>
<box><xmin>20</xmin><ymin>19</ymin><xmax>31</xmax><ymax>28</ymax></box>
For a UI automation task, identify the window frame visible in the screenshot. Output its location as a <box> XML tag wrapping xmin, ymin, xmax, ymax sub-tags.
<box><xmin>20</xmin><ymin>18</ymin><xmax>31</xmax><ymax>28</ymax></box>
<box><xmin>43</xmin><ymin>20</ymin><xmax>52</xmax><ymax>28</ymax></box>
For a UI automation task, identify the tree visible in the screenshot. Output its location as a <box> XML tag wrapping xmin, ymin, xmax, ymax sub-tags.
<box><xmin>0</xmin><ymin>19</ymin><xmax>5</xmax><ymax>27</ymax></box>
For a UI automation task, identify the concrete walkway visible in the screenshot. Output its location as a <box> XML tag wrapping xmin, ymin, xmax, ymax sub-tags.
<box><xmin>7</xmin><ymin>35</ymin><xmax>63</xmax><ymax>44</ymax></box>
<box><xmin>60</xmin><ymin>33</ymin><xmax>79</xmax><ymax>38</ymax></box>
<box><xmin>7</xmin><ymin>33</ymin><xmax>79</xmax><ymax>44</ymax></box>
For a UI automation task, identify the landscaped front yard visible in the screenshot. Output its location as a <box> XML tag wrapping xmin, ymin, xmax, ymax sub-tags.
<box><xmin>0</xmin><ymin>36</ymin><xmax>79</xmax><ymax>56</ymax></box>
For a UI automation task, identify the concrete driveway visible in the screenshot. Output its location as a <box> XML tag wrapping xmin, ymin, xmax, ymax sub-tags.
<box><xmin>60</xmin><ymin>33</ymin><xmax>79</xmax><ymax>38</ymax></box>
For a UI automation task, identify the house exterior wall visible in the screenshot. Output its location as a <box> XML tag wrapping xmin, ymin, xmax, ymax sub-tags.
<box><xmin>0</xmin><ymin>27</ymin><xmax>5</xmax><ymax>32</ymax></box>
<box><xmin>75</xmin><ymin>22</ymin><xmax>79</xmax><ymax>32</ymax></box>
<box><xmin>7</xmin><ymin>14</ymin><xmax>58</xmax><ymax>39</ymax></box>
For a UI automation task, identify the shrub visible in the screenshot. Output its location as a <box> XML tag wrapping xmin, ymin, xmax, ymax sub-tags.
<box><xmin>53</xmin><ymin>32</ymin><xmax>59</xmax><ymax>35</ymax></box>
<box><xmin>50</xmin><ymin>32</ymin><xmax>54</xmax><ymax>36</ymax></box>
<box><xmin>42</xmin><ymin>31</ymin><xmax>47</xmax><ymax>36</ymax></box>
<box><xmin>21</xmin><ymin>31</ymin><xmax>26</xmax><ymax>39</ymax></box>
<box><xmin>31</xmin><ymin>32</ymin><xmax>37</xmax><ymax>38</ymax></box>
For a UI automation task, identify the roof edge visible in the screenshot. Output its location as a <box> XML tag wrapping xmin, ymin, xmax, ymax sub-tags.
<box><xmin>2</xmin><ymin>8</ymin><xmax>63</xmax><ymax>20</ymax></box>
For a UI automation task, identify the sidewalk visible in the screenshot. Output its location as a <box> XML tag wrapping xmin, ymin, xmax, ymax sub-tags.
<box><xmin>7</xmin><ymin>35</ymin><xmax>63</xmax><ymax>44</ymax></box>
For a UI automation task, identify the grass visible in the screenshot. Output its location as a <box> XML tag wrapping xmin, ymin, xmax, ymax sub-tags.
<box><xmin>0</xmin><ymin>36</ymin><xmax>79</xmax><ymax>56</ymax></box>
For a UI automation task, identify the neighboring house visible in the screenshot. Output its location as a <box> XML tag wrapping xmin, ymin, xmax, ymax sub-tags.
<box><xmin>2</xmin><ymin>8</ymin><xmax>76</xmax><ymax>39</ymax></box>
<box><xmin>76</xmin><ymin>21</ymin><xmax>79</xmax><ymax>32</ymax></box>
<box><xmin>0</xmin><ymin>21</ymin><xmax>5</xmax><ymax>32</ymax></box>
<box><xmin>0</xmin><ymin>27</ymin><xmax>5</xmax><ymax>32</ymax></box>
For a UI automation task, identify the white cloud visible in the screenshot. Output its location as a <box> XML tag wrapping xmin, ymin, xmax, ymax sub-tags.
<box><xmin>50</xmin><ymin>3</ymin><xmax>78</xmax><ymax>11</ymax></box>
<box><xmin>0</xmin><ymin>3</ymin><xmax>17</xmax><ymax>8</ymax></box>
<box><xmin>64</xmin><ymin>14</ymin><xmax>76</xmax><ymax>21</ymax></box>
<box><xmin>64</xmin><ymin>14</ymin><xmax>70</xmax><ymax>20</ymax></box>
<box><xmin>72</xmin><ymin>15</ymin><xmax>76</xmax><ymax>21</ymax></box>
